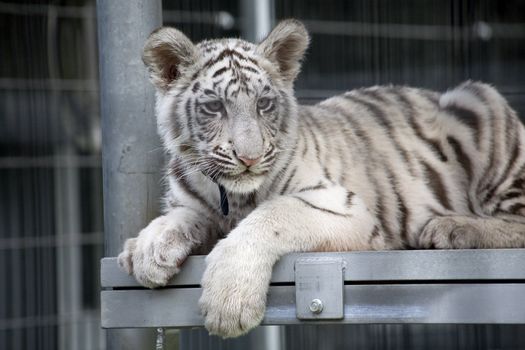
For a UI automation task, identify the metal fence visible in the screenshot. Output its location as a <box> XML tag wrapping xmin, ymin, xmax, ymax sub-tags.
<box><xmin>1</xmin><ymin>0</ymin><xmax>525</xmax><ymax>349</ymax></box>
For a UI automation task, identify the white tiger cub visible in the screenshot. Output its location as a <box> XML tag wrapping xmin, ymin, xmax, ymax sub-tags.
<box><xmin>118</xmin><ymin>19</ymin><xmax>525</xmax><ymax>337</ymax></box>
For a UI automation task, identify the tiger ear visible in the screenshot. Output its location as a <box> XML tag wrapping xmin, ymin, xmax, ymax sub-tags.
<box><xmin>256</xmin><ymin>19</ymin><xmax>310</xmax><ymax>83</ymax></box>
<box><xmin>142</xmin><ymin>27</ymin><xmax>197</xmax><ymax>91</ymax></box>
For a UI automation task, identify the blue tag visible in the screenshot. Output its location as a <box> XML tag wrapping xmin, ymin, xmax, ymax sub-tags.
<box><xmin>219</xmin><ymin>184</ymin><xmax>229</xmax><ymax>216</ymax></box>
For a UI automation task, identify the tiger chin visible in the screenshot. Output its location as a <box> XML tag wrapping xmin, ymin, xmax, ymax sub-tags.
<box><xmin>118</xmin><ymin>19</ymin><xmax>525</xmax><ymax>338</ymax></box>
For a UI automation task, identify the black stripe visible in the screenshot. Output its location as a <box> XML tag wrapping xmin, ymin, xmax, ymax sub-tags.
<box><xmin>191</xmin><ymin>82</ymin><xmax>200</xmax><ymax>93</ymax></box>
<box><xmin>302</xmin><ymin>113</ymin><xmax>321</xmax><ymax>161</ymax></box>
<box><xmin>468</xmin><ymin>85</ymin><xmax>499</xmax><ymax>194</ymax></box>
<box><xmin>394</xmin><ymin>91</ymin><xmax>448</xmax><ymax>162</ymax></box>
<box><xmin>445</xmin><ymin>104</ymin><xmax>482</xmax><ymax>146</ymax></box>
<box><xmin>195</xmin><ymin>130</ymin><xmax>205</xmax><ymax>142</ymax></box>
<box><xmin>169</xmin><ymin>101</ymin><xmax>182</xmax><ymax>139</ymax></box>
<box><xmin>415</xmin><ymin>126</ymin><xmax>447</xmax><ymax>162</ymax></box>
<box><xmin>260</xmin><ymin>152</ymin><xmax>276</xmax><ymax>166</ymax></box>
<box><xmin>278</xmin><ymin>95</ymin><xmax>291</xmax><ymax>135</ymax></box>
<box><xmin>463</xmin><ymin>82</ymin><xmax>490</xmax><ymax>101</ymax></box>
<box><xmin>197</xmin><ymin>108</ymin><xmax>219</xmax><ymax>118</ymax></box>
<box><xmin>318</xmin><ymin>103</ymin><xmax>394</xmax><ymax>241</ymax></box>
<box><xmin>294</xmin><ymin>197</ymin><xmax>349</xmax><ymax>217</ymax></box>
<box><xmin>280</xmin><ymin>167</ymin><xmax>297</xmax><ymax>195</ymax></box>
<box><xmin>213</xmin><ymin>151</ymin><xmax>232</xmax><ymax>160</ymax></box>
<box><xmin>417</xmin><ymin>89</ymin><xmax>440</xmax><ymax>105</ymax></box>
<box><xmin>344</xmin><ymin>94</ymin><xmax>391</xmax><ymax>129</ymax></box>
<box><xmin>263</xmin><ymin>144</ymin><xmax>275</xmax><ymax>158</ymax></box>
<box><xmin>212</xmin><ymin>67</ymin><xmax>229</xmax><ymax>78</ymax></box>
<box><xmin>501</xmin><ymin>191</ymin><xmax>523</xmax><ymax>200</ymax></box>
<box><xmin>211</xmin><ymin>157</ymin><xmax>236</xmax><ymax>167</ymax></box>
<box><xmin>170</xmin><ymin>160</ymin><xmax>216</xmax><ymax>214</ymax></box>
<box><xmin>385</xmin><ymin>166</ymin><xmax>410</xmax><ymax>244</ymax></box>
<box><xmin>447</xmin><ymin>136</ymin><xmax>473</xmax><ymax>179</ymax></box>
<box><xmin>360</xmin><ymin>88</ymin><xmax>389</xmax><ymax>102</ymax></box>
<box><xmin>303</xmin><ymin>109</ymin><xmax>333</xmax><ymax>181</ymax></box>
<box><xmin>447</xmin><ymin>135</ymin><xmax>475</xmax><ymax>213</ymax></box>
<box><xmin>230</xmin><ymin>85</ymin><xmax>242</xmax><ymax>98</ymax></box>
<box><xmin>297</xmin><ymin>183</ymin><xmax>327</xmax><ymax>193</ymax></box>
<box><xmin>185</xmin><ymin>100</ymin><xmax>197</xmax><ymax>140</ymax></box>
<box><xmin>313</xmin><ymin>102</ymin><xmax>356</xmax><ymax>182</ymax></box>
<box><xmin>246</xmin><ymin>192</ymin><xmax>257</xmax><ymax>207</ymax></box>
<box><xmin>272</xmin><ymin>132</ymin><xmax>298</xmax><ymax>188</ymax></box>
<box><xmin>509</xmin><ymin>203</ymin><xmax>525</xmax><ymax>214</ymax></box>
<box><xmin>485</xmin><ymin>109</ymin><xmax>522</xmax><ymax>201</ymax></box>
<box><xmin>204</xmin><ymin>131</ymin><xmax>215</xmax><ymax>143</ymax></box>
<box><xmin>185</xmin><ymin>99</ymin><xmax>192</xmax><ymax>117</ymax></box>
<box><xmin>368</xmin><ymin>225</ymin><xmax>381</xmax><ymax>245</ymax></box>
<box><xmin>199</xmin><ymin>48</ymin><xmax>259</xmax><ymax>76</ymax></box>
<box><xmin>238</xmin><ymin>64</ymin><xmax>259</xmax><ymax>74</ymax></box>
<box><xmin>390</xmin><ymin>171</ymin><xmax>410</xmax><ymax>243</ymax></box>
<box><xmin>346</xmin><ymin>191</ymin><xmax>355</xmax><ymax>207</ymax></box>
<box><xmin>485</xmin><ymin>136</ymin><xmax>521</xmax><ymax>202</ymax></box>
<box><xmin>203</xmin><ymin>89</ymin><xmax>217</xmax><ymax>97</ymax></box>
<box><xmin>422</xmin><ymin>160</ymin><xmax>453</xmax><ymax>210</ymax></box>
<box><xmin>224</xmin><ymin>78</ymin><xmax>238</xmax><ymax>96</ymax></box>
<box><xmin>318</xmin><ymin>104</ymin><xmax>369</xmax><ymax>152</ymax></box>
<box><xmin>375</xmin><ymin>192</ymin><xmax>393</xmax><ymax>241</ymax></box>
<box><xmin>397</xmin><ymin>188</ymin><xmax>409</xmax><ymax>243</ymax></box>
<box><xmin>212</xmin><ymin>79</ymin><xmax>223</xmax><ymax>89</ymax></box>
<box><xmin>300</xmin><ymin>128</ymin><xmax>309</xmax><ymax>157</ymax></box>
<box><xmin>427</xmin><ymin>207</ymin><xmax>446</xmax><ymax>217</ymax></box>
<box><xmin>364</xmin><ymin>93</ymin><xmax>418</xmax><ymax>172</ymax></box>
<box><xmin>512</xmin><ymin>178</ymin><xmax>525</xmax><ymax>189</ymax></box>
<box><xmin>348</xmin><ymin>93</ymin><xmax>431</xmax><ymax>165</ymax></box>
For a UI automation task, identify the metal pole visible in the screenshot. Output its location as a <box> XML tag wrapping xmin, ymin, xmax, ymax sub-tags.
<box><xmin>241</xmin><ymin>0</ymin><xmax>275</xmax><ymax>42</ymax></box>
<box><xmin>97</xmin><ymin>0</ymin><xmax>163</xmax><ymax>349</ymax></box>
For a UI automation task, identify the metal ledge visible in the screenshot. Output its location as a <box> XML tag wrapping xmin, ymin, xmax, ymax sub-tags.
<box><xmin>101</xmin><ymin>249</ymin><xmax>525</xmax><ymax>328</ymax></box>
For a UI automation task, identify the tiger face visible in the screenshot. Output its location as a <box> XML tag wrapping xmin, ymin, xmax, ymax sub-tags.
<box><xmin>143</xmin><ymin>20</ymin><xmax>309</xmax><ymax>194</ymax></box>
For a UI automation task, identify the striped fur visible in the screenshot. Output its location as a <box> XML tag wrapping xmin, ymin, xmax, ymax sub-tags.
<box><xmin>119</xmin><ymin>20</ymin><xmax>525</xmax><ymax>338</ymax></box>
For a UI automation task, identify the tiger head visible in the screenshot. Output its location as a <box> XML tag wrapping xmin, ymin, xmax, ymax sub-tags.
<box><xmin>143</xmin><ymin>20</ymin><xmax>309</xmax><ymax>194</ymax></box>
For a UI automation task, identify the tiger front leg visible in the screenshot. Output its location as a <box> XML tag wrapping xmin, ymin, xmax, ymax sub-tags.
<box><xmin>199</xmin><ymin>185</ymin><xmax>384</xmax><ymax>338</ymax></box>
<box><xmin>118</xmin><ymin>207</ymin><xmax>215</xmax><ymax>288</ymax></box>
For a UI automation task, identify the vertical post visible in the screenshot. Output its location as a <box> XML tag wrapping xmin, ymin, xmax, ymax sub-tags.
<box><xmin>241</xmin><ymin>0</ymin><xmax>275</xmax><ymax>42</ymax></box>
<box><xmin>97</xmin><ymin>0</ymin><xmax>163</xmax><ymax>349</ymax></box>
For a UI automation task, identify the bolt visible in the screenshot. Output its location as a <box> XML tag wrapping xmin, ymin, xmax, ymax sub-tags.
<box><xmin>309</xmin><ymin>299</ymin><xmax>324</xmax><ymax>314</ymax></box>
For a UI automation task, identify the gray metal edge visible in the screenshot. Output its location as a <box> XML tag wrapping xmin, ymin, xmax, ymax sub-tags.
<box><xmin>101</xmin><ymin>249</ymin><xmax>525</xmax><ymax>288</ymax></box>
<box><xmin>101</xmin><ymin>283</ymin><xmax>525</xmax><ymax>328</ymax></box>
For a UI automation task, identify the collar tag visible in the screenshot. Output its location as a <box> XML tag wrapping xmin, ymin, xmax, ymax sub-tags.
<box><xmin>218</xmin><ymin>184</ymin><xmax>229</xmax><ymax>216</ymax></box>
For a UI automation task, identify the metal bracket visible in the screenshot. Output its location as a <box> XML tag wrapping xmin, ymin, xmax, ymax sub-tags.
<box><xmin>294</xmin><ymin>257</ymin><xmax>345</xmax><ymax>320</ymax></box>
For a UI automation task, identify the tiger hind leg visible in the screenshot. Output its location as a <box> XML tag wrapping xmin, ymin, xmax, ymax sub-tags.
<box><xmin>418</xmin><ymin>215</ymin><xmax>525</xmax><ymax>249</ymax></box>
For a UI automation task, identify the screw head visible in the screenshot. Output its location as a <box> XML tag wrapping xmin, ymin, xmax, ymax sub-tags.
<box><xmin>309</xmin><ymin>299</ymin><xmax>324</xmax><ymax>314</ymax></box>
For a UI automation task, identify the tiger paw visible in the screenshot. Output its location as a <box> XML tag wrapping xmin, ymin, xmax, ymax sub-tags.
<box><xmin>117</xmin><ymin>214</ymin><xmax>196</xmax><ymax>288</ymax></box>
<box><xmin>199</xmin><ymin>236</ymin><xmax>270</xmax><ymax>338</ymax></box>
<box><xmin>419</xmin><ymin>216</ymin><xmax>481</xmax><ymax>249</ymax></box>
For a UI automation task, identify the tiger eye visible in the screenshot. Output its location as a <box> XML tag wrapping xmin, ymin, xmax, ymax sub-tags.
<box><xmin>204</xmin><ymin>100</ymin><xmax>223</xmax><ymax>112</ymax></box>
<box><xmin>257</xmin><ymin>97</ymin><xmax>273</xmax><ymax>110</ymax></box>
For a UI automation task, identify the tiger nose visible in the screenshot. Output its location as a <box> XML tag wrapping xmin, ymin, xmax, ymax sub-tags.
<box><xmin>238</xmin><ymin>155</ymin><xmax>261</xmax><ymax>167</ymax></box>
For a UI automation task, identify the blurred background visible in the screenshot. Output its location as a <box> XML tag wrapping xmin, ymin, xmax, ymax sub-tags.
<box><xmin>1</xmin><ymin>0</ymin><xmax>525</xmax><ymax>349</ymax></box>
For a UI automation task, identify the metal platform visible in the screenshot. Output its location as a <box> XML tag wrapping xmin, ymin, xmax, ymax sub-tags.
<box><xmin>101</xmin><ymin>249</ymin><xmax>525</xmax><ymax>329</ymax></box>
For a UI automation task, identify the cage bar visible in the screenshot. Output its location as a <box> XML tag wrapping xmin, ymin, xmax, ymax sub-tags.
<box><xmin>97</xmin><ymin>0</ymin><xmax>163</xmax><ymax>349</ymax></box>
